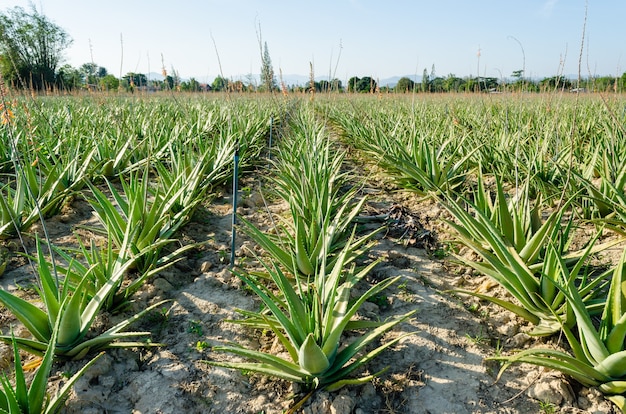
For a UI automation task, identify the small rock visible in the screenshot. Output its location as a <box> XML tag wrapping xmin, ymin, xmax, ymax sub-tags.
<box><xmin>200</xmin><ymin>261</ymin><xmax>212</xmax><ymax>273</ymax></box>
<box><xmin>331</xmin><ymin>394</ymin><xmax>355</xmax><ymax>414</ymax></box>
<box><xmin>388</xmin><ymin>251</ymin><xmax>410</xmax><ymax>267</ymax></box>
<box><xmin>496</xmin><ymin>321</ymin><xmax>519</xmax><ymax>337</ymax></box>
<box><xmin>491</xmin><ymin>313</ymin><xmax>512</xmax><ymax>326</ymax></box>
<box><xmin>506</xmin><ymin>332</ymin><xmax>531</xmax><ymax>349</ymax></box>
<box><xmin>303</xmin><ymin>391</ymin><xmax>332</xmax><ymax>414</ymax></box>
<box><xmin>239</xmin><ymin>241</ymin><xmax>257</xmax><ymax>258</ymax></box>
<box><xmin>528</xmin><ymin>375</ymin><xmax>574</xmax><ymax>405</ymax></box>
<box><xmin>84</xmin><ymin>353</ymin><xmax>114</xmax><ymax>378</ymax></box>
<box><xmin>152</xmin><ymin>278</ymin><xmax>173</xmax><ymax>294</ymax></box>
<box><xmin>356</xmin><ymin>383</ymin><xmax>381</xmax><ymax>411</ymax></box>
<box><xmin>216</xmin><ymin>268</ymin><xmax>233</xmax><ymax>283</ymax></box>
<box><xmin>202</xmin><ymin>274</ymin><xmax>223</xmax><ymax>288</ymax></box>
<box><xmin>241</xmin><ymin>192</ymin><xmax>263</xmax><ymax>208</ymax></box>
<box><xmin>360</xmin><ymin>301</ymin><xmax>380</xmax><ymax>318</ymax></box>
<box><xmin>15</xmin><ymin>326</ymin><xmax>32</xmax><ymax>339</ymax></box>
<box><xmin>72</xmin><ymin>354</ymin><xmax>115</xmax><ymax>405</ymax></box>
<box><xmin>360</xmin><ymin>382</ymin><xmax>377</xmax><ymax>400</ymax></box>
<box><xmin>577</xmin><ymin>387</ymin><xmax>614</xmax><ymax>413</ymax></box>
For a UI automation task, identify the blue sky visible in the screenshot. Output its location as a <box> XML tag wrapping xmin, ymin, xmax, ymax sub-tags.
<box><xmin>1</xmin><ymin>0</ymin><xmax>624</xmax><ymax>84</ymax></box>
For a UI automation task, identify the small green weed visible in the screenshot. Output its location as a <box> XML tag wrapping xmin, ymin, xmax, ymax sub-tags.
<box><xmin>466</xmin><ymin>303</ymin><xmax>480</xmax><ymax>313</ymax></box>
<box><xmin>218</xmin><ymin>249</ymin><xmax>228</xmax><ymax>263</ymax></box>
<box><xmin>368</xmin><ymin>293</ymin><xmax>390</xmax><ymax>309</ymax></box>
<box><xmin>188</xmin><ymin>320</ymin><xmax>204</xmax><ymax>336</ymax></box>
<box><xmin>431</xmin><ymin>247</ymin><xmax>447</xmax><ymax>259</ymax></box>
<box><xmin>539</xmin><ymin>400</ymin><xmax>556</xmax><ymax>414</ymax></box>
<box><xmin>465</xmin><ymin>328</ymin><xmax>489</xmax><ymax>346</ymax></box>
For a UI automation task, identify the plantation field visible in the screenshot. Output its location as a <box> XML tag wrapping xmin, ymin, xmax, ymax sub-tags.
<box><xmin>0</xmin><ymin>91</ymin><xmax>626</xmax><ymax>413</ymax></box>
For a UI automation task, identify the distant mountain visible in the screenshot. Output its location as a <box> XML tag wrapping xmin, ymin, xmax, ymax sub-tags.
<box><xmin>376</xmin><ymin>76</ymin><xmax>401</xmax><ymax>88</ymax></box>
<box><xmin>389</xmin><ymin>75</ymin><xmax>428</xmax><ymax>87</ymax></box>
<box><xmin>277</xmin><ymin>74</ymin><xmax>309</xmax><ymax>86</ymax></box>
<box><xmin>146</xmin><ymin>72</ymin><xmax>165</xmax><ymax>81</ymax></box>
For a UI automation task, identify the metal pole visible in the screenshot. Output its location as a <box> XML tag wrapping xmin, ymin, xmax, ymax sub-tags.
<box><xmin>268</xmin><ymin>116</ymin><xmax>273</xmax><ymax>160</ymax></box>
<box><xmin>230</xmin><ymin>142</ymin><xmax>240</xmax><ymax>267</ymax></box>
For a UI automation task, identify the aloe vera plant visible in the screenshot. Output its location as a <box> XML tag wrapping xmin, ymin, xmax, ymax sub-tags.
<box><xmin>574</xmin><ymin>163</ymin><xmax>626</xmax><ymax>236</ymax></box>
<box><xmin>330</xmin><ymin>106</ymin><xmax>476</xmax><ymax>197</ymax></box>
<box><xmin>208</xmin><ymin>105</ymin><xmax>415</xmax><ymax>397</ymax></box>
<box><xmin>575</xmin><ymin>134</ymin><xmax>626</xmax><ymax>220</ymax></box>
<box><xmin>0</xmin><ymin>176</ymin><xmax>37</xmax><ymax>238</ymax></box>
<box><xmin>0</xmin><ymin>325</ymin><xmax>103</xmax><ymax>413</ymax></box>
<box><xmin>0</xmin><ymin>155</ymin><xmax>76</xmax><ymax>238</ymax></box>
<box><xmin>206</xmin><ymin>235</ymin><xmax>415</xmax><ymax>392</ymax></box>
<box><xmin>443</xmin><ymin>188</ymin><xmax>613</xmax><ymax>335</ymax></box>
<box><xmin>0</xmin><ymin>237</ymin><xmax>165</xmax><ymax>359</ymax></box>
<box><xmin>490</xmin><ymin>248</ymin><xmax>626</xmax><ymax>412</ymax></box>
<box><xmin>467</xmin><ymin>170</ymin><xmax>572</xmax><ymax>271</ymax></box>
<box><xmin>47</xmin><ymin>232</ymin><xmax>163</xmax><ymax>312</ymax></box>
<box><xmin>244</xmin><ymin>109</ymin><xmax>378</xmax><ymax>277</ymax></box>
<box><xmin>379</xmin><ymin>134</ymin><xmax>476</xmax><ymax>197</ymax></box>
<box><xmin>91</xmin><ymin>129</ymin><xmax>143</xmax><ymax>179</ymax></box>
<box><xmin>85</xmin><ymin>169</ymin><xmax>196</xmax><ymax>276</ymax></box>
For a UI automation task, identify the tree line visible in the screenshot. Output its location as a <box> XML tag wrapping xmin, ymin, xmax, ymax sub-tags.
<box><xmin>1</xmin><ymin>6</ymin><xmax>624</xmax><ymax>94</ymax></box>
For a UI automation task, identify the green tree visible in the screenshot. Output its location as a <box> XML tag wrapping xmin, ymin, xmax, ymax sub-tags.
<box><xmin>56</xmin><ymin>64</ymin><xmax>82</xmax><ymax>90</ymax></box>
<box><xmin>511</xmin><ymin>69</ymin><xmax>524</xmax><ymax>80</ymax></box>
<box><xmin>430</xmin><ymin>77</ymin><xmax>446</xmax><ymax>92</ymax></box>
<box><xmin>99</xmin><ymin>74</ymin><xmax>119</xmax><ymax>91</ymax></box>
<box><xmin>443</xmin><ymin>74</ymin><xmax>465</xmax><ymax>92</ymax></box>
<box><xmin>330</xmin><ymin>78</ymin><xmax>343</xmax><ymax>92</ymax></box>
<box><xmin>591</xmin><ymin>76</ymin><xmax>616</xmax><ymax>92</ymax></box>
<box><xmin>306</xmin><ymin>80</ymin><xmax>321</xmax><ymax>93</ymax></box>
<box><xmin>122</xmin><ymin>72</ymin><xmax>147</xmax><ymax>91</ymax></box>
<box><xmin>260</xmin><ymin>42</ymin><xmax>277</xmax><ymax>92</ymax></box>
<box><xmin>180</xmin><ymin>77</ymin><xmax>200</xmax><ymax>92</ymax></box>
<box><xmin>356</xmin><ymin>76</ymin><xmax>376</xmax><ymax>93</ymax></box>
<box><xmin>229</xmin><ymin>80</ymin><xmax>246</xmax><ymax>92</ymax></box>
<box><xmin>464</xmin><ymin>77</ymin><xmax>478</xmax><ymax>92</ymax></box>
<box><xmin>212</xmin><ymin>75</ymin><xmax>228</xmax><ymax>92</ymax></box>
<box><xmin>539</xmin><ymin>76</ymin><xmax>572</xmax><ymax>92</ymax></box>
<box><xmin>619</xmin><ymin>73</ymin><xmax>626</xmax><ymax>92</ymax></box>
<box><xmin>395</xmin><ymin>77</ymin><xmax>415</xmax><ymax>93</ymax></box>
<box><xmin>81</xmin><ymin>63</ymin><xmax>97</xmax><ymax>84</ymax></box>
<box><xmin>511</xmin><ymin>69</ymin><xmax>525</xmax><ymax>91</ymax></box>
<box><xmin>80</xmin><ymin>63</ymin><xmax>108</xmax><ymax>86</ymax></box>
<box><xmin>477</xmin><ymin>77</ymin><xmax>499</xmax><ymax>91</ymax></box>
<box><xmin>163</xmin><ymin>75</ymin><xmax>174</xmax><ymax>90</ymax></box>
<box><xmin>346</xmin><ymin>76</ymin><xmax>377</xmax><ymax>93</ymax></box>
<box><xmin>421</xmin><ymin>68</ymin><xmax>429</xmax><ymax>92</ymax></box>
<box><xmin>347</xmin><ymin>76</ymin><xmax>359</xmax><ymax>93</ymax></box>
<box><xmin>0</xmin><ymin>6</ymin><xmax>72</xmax><ymax>89</ymax></box>
<box><xmin>188</xmin><ymin>77</ymin><xmax>200</xmax><ymax>92</ymax></box>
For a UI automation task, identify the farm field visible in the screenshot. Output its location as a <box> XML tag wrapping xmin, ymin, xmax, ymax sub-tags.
<box><xmin>0</xmin><ymin>91</ymin><xmax>626</xmax><ymax>413</ymax></box>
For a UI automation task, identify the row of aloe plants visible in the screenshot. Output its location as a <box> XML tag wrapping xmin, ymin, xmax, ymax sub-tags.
<box><xmin>0</xmin><ymin>94</ymin><xmax>273</xmax><ymax>412</ymax></box>
<box><xmin>0</xmin><ymin>97</ymin><xmax>271</xmax><ymax>238</ymax></box>
<box><xmin>324</xmin><ymin>93</ymin><xmax>626</xmax><ymax>411</ymax></box>
<box><xmin>206</xmin><ymin>103</ymin><xmax>416</xmax><ymax>406</ymax></box>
